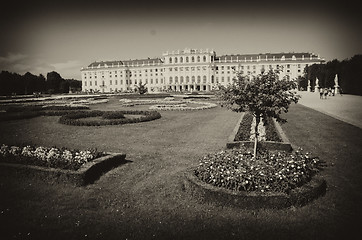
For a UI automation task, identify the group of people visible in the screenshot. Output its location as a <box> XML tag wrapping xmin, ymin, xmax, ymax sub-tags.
<box><xmin>319</xmin><ymin>87</ymin><xmax>343</xmax><ymax>99</ymax></box>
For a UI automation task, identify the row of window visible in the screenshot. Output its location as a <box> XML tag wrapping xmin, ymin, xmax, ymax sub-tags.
<box><xmin>83</xmin><ymin>78</ymin><xmax>165</xmax><ymax>87</ymax></box>
<box><xmin>169</xmin><ymin>76</ymin><xmax>208</xmax><ymax>84</ymax></box>
<box><xmin>169</xmin><ymin>66</ymin><xmax>208</xmax><ymax>72</ymax></box>
<box><xmin>169</xmin><ymin>55</ymin><xmax>208</xmax><ymax>64</ymax></box>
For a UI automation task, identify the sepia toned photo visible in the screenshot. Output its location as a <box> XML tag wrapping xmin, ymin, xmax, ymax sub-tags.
<box><xmin>0</xmin><ymin>1</ymin><xmax>361</xmax><ymax>239</ymax></box>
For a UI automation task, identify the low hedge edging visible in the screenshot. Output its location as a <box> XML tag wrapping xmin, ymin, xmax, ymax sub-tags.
<box><xmin>59</xmin><ymin>110</ymin><xmax>161</xmax><ymax>126</ymax></box>
<box><xmin>184</xmin><ymin>169</ymin><xmax>326</xmax><ymax>209</ymax></box>
<box><xmin>227</xmin><ymin>114</ymin><xmax>293</xmax><ymax>152</ymax></box>
<box><xmin>0</xmin><ymin>152</ymin><xmax>127</xmax><ymax>186</ymax></box>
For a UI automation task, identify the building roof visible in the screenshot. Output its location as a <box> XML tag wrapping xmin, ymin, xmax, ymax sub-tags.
<box><xmin>216</xmin><ymin>52</ymin><xmax>321</xmax><ymax>61</ymax></box>
<box><xmin>87</xmin><ymin>58</ymin><xmax>163</xmax><ymax>68</ymax></box>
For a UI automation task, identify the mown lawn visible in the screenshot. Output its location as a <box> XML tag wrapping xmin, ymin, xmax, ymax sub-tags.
<box><xmin>0</xmin><ymin>99</ymin><xmax>361</xmax><ymax>240</ymax></box>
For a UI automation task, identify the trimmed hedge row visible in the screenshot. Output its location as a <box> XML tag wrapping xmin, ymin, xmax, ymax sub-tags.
<box><xmin>234</xmin><ymin>112</ymin><xmax>282</xmax><ymax>142</ymax></box>
<box><xmin>5</xmin><ymin>105</ymin><xmax>89</xmax><ymax>112</ymax></box>
<box><xmin>234</xmin><ymin>112</ymin><xmax>253</xmax><ymax>141</ymax></box>
<box><xmin>59</xmin><ymin>110</ymin><xmax>161</xmax><ymax>126</ymax></box>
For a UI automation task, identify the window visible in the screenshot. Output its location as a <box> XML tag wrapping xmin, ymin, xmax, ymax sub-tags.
<box><xmin>95</xmin><ymin>81</ymin><xmax>97</xmax><ymax>86</ymax></box>
<box><xmin>175</xmin><ymin>57</ymin><xmax>178</xmax><ymax>63</ymax></box>
<box><xmin>203</xmin><ymin>76</ymin><xmax>207</xmax><ymax>83</ymax></box>
<box><xmin>115</xmin><ymin>80</ymin><xmax>118</xmax><ymax>85</ymax></box>
<box><xmin>203</xmin><ymin>56</ymin><xmax>207</xmax><ymax>62</ymax></box>
<box><xmin>175</xmin><ymin>67</ymin><xmax>178</xmax><ymax>71</ymax></box>
<box><xmin>169</xmin><ymin>77</ymin><xmax>173</xmax><ymax>84</ymax></box>
<box><xmin>110</xmin><ymin>80</ymin><xmax>112</xmax><ymax>85</ymax></box>
<box><xmin>197</xmin><ymin>76</ymin><xmax>201</xmax><ymax>83</ymax></box>
<box><xmin>180</xmin><ymin>57</ymin><xmax>183</xmax><ymax>63</ymax></box>
<box><xmin>192</xmin><ymin>56</ymin><xmax>195</xmax><ymax>62</ymax></box>
<box><xmin>186</xmin><ymin>57</ymin><xmax>189</xmax><ymax>63</ymax></box>
<box><xmin>85</xmin><ymin>81</ymin><xmax>87</xmax><ymax>86</ymax></box>
<box><xmin>90</xmin><ymin>81</ymin><xmax>92</xmax><ymax>86</ymax></box>
<box><xmin>192</xmin><ymin>76</ymin><xmax>195</xmax><ymax>83</ymax></box>
<box><xmin>169</xmin><ymin>57</ymin><xmax>172</xmax><ymax>63</ymax></box>
<box><xmin>180</xmin><ymin>76</ymin><xmax>184</xmax><ymax>83</ymax></box>
<box><xmin>175</xmin><ymin>76</ymin><xmax>178</xmax><ymax>83</ymax></box>
<box><xmin>197</xmin><ymin>56</ymin><xmax>200</xmax><ymax>62</ymax></box>
<box><xmin>169</xmin><ymin>68</ymin><xmax>172</xmax><ymax>71</ymax></box>
<box><xmin>186</xmin><ymin>76</ymin><xmax>190</xmax><ymax>83</ymax></box>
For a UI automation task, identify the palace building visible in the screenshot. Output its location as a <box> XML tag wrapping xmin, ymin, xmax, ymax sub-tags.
<box><xmin>80</xmin><ymin>48</ymin><xmax>324</xmax><ymax>93</ymax></box>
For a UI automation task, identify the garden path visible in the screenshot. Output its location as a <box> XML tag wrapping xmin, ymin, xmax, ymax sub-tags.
<box><xmin>297</xmin><ymin>91</ymin><xmax>362</xmax><ymax>129</ymax></box>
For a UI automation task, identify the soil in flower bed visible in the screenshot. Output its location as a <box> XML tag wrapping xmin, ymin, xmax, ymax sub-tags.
<box><xmin>234</xmin><ymin>112</ymin><xmax>282</xmax><ymax>142</ymax></box>
<box><xmin>194</xmin><ymin>146</ymin><xmax>324</xmax><ymax>194</ymax></box>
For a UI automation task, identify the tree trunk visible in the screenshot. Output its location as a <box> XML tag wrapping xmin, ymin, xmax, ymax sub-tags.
<box><xmin>253</xmin><ymin>115</ymin><xmax>260</xmax><ymax>157</ymax></box>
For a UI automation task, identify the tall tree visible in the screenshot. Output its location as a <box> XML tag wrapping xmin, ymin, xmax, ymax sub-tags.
<box><xmin>218</xmin><ymin>70</ymin><xmax>300</xmax><ymax>156</ymax></box>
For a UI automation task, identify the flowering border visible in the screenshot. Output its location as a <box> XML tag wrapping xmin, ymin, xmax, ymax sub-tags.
<box><xmin>0</xmin><ymin>152</ymin><xmax>126</xmax><ymax>186</ymax></box>
<box><xmin>184</xmin><ymin>168</ymin><xmax>326</xmax><ymax>209</ymax></box>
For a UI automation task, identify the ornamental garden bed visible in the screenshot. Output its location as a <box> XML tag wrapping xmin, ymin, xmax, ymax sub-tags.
<box><xmin>59</xmin><ymin>110</ymin><xmax>161</xmax><ymax>126</ymax></box>
<box><xmin>0</xmin><ymin>144</ymin><xmax>126</xmax><ymax>186</ymax></box>
<box><xmin>226</xmin><ymin>112</ymin><xmax>293</xmax><ymax>152</ymax></box>
<box><xmin>184</xmin><ymin>147</ymin><xmax>326</xmax><ymax>209</ymax></box>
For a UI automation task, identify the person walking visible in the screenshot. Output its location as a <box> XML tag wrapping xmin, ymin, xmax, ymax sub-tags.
<box><xmin>323</xmin><ymin>88</ymin><xmax>328</xmax><ymax>99</ymax></box>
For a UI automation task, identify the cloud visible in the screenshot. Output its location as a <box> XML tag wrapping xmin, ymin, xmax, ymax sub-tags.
<box><xmin>0</xmin><ymin>52</ymin><xmax>28</xmax><ymax>63</ymax></box>
<box><xmin>0</xmin><ymin>53</ymin><xmax>82</xmax><ymax>79</ymax></box>
<box><xmin>50</xmin><ymin>60</ymin><xmax>83</xmax><ymax>79</ymax></box>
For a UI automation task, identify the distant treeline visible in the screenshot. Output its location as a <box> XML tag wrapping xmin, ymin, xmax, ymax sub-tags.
<box><xmin>0</xmin><ymin>71</ymin><xmax>82</xmax><ymax>96</ymax></box>
<box><xmin>298</xmin><ymin>54</ymin><xmax>362</xmax><ymax>95</ymax></box>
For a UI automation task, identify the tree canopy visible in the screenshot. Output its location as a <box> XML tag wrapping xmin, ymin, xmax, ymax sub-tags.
<box><xmin>218</xmin><ymin>70</ymin><xmax>300</xmax><ymax>156</ymax></box>
<box><xmin>218</xmin><ymin>70</ymin><xmax>300</xmax><ymax>124</ymax></box>
<box><xmin>0</xmin><ymin>70</ymin><xmax>81</xmax><ymax>96</ymax></box>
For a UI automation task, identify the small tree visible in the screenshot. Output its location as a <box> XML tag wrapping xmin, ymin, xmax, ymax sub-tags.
<box><xmin>218</xmin><ymin>70</ymin><xmax>300</xmax><ymax>157</ymax></box>
<box><xmin>134</xmin><ymin>82</ymin><xmax>148</xmax><ymax>95</ymax></box>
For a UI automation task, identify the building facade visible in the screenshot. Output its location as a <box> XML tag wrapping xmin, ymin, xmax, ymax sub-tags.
<box><xmin>81</xmin><ymin>48</ymin><xmax>324</xmax><ymax>93</ymax></box>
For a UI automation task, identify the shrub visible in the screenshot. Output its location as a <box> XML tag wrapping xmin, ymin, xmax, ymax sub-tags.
<box><xmin>234</xmin><ymin>112</ymin><xmax>253</xmax><ymax>141</ymax></box>
<box><xmin>195</xmin><ymin>147</ymin><xmax>323</xmax><ymax>193</ymax></box>
<box><xmin>102</xmin><ymin>111</ymin><xmax>125</xmax><ymax>119</ymax></box>
<box><xmin>59</xmin><ymin>110</ymin><xmax>161</xmax><ymax>126</ymax></box>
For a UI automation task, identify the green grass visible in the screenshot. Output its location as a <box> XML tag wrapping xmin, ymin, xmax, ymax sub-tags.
<box><xmin>0</xmin><ymin>99</ymin><xmax>362</xmax><ymax>239</ymax></box>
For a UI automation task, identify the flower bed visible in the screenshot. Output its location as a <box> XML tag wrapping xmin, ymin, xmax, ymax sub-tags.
<box><xmin>195</xmin><ymin>148</ymin><xmax>323</xmax><ymax>193</ymax></box>
<box><xmin>119</xmin><ymin>98</ymin><xmax>184</xmax><ymax>107</ymax></box>
<box><xmin>59</xmin><ymin>110</ymin><xmax>161</xmax><ymax>126</ymax></box>
<box><xmin>149</xmin><ymin>101</ymin><xmax>217</xmax><ymax>111</ymax></box>
<box><xmin>0</xmin><ymin>144</ymin><xmax>127</xmax><ymax>185</ymax></box>
<box><xmin>227</xmin><ymin>113</ymin><xmax>290</xmax><ymax>151</ymax></box>
<box><xmin>0</xmin><ymin>144</ymin><xmax>104</xmax><ymax>171</ymax></box>
<box><xmin>184</xmin><ymin>147</ymin><xmax>326</xmax><ymax>209</ymax></box>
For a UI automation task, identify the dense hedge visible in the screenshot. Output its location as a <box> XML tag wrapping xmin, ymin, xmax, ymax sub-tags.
<box><xmin>234</xmin><ymin>113</ymin><xmax>253</xmax><ymax>141</ymax></box>
<box><xmin>265</xmin><ymin>118</ymin><xmax>282</xmax><ymax>142</ymax></box>
<box><xmin>59</xmin><ymin>110</ymin><xmax>161</xmax><ymax>126</ymax></box>
<box><xmin>5</xmin><ymin>105</ymin><xmax>89</xmax><ymax>112</ymax></box>
<box><xmin>234</xmin><ymin>112</ymin><xmax>282</xmax><ymax>142</ymax></box>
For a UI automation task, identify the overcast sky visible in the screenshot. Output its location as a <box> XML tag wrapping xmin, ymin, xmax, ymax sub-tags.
<box><xmin>0</xmin><ymin>0</ymin><xmax>361</xmax><ymax>79</ymax></box>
